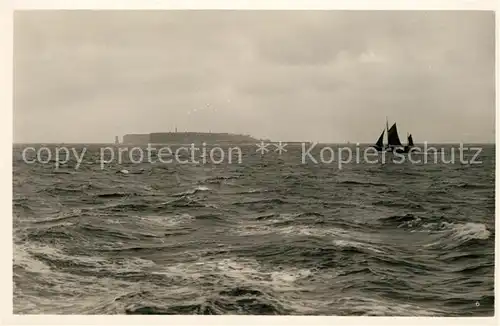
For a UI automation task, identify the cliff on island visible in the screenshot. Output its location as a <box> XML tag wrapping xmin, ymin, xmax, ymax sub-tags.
<box><xmin>122</xmin><ymin>132</ymin><xmax>261</xmax><ymax>145</ymax></box>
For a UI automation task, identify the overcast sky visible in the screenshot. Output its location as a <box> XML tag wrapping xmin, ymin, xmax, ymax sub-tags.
<box><xmin>14</xmin><ymin>10</ymin><xmax>495</xmax><ymax>143</ymax></box>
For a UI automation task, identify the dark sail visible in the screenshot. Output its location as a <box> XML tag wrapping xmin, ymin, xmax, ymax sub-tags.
<box><xmin>375</xmin><ymin>130</ymin><xmax>384</xmax><ymax>149</ymax></box>
<box><xmin>408</xmin><ymin>134</ymin><xmax>414</xmax><ymax>147</ymax></box>
<box><xmin>387</xmin><ymin>123</ymin><xmax>402</xmax><ymax>146</ymax></box>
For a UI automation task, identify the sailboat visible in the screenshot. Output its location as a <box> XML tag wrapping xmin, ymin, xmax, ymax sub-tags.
<box><xmin>373</xmin><ymin>119</ymin><xmax>414</xmax><ymax>153</ymax></box>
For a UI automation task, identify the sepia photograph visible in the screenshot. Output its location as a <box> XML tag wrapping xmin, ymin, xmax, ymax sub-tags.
<box><xmin>12</xmin><ymin>9</ymin><xmax>495</xmax><ymax>316</ymax></box>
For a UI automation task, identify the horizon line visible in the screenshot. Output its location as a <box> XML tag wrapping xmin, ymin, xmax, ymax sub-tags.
<box><xmin>12</xmin><ymin>141</ymin><xmax>497</xmax><ymax>145</ymax></box>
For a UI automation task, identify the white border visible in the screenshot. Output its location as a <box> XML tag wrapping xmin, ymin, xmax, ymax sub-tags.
<box><xmin>2</xmin><ymin>1</ymin><xmax>498</xmax><ymax>325</ymax></box>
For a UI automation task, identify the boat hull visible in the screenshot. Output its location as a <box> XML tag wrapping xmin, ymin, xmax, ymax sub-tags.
<box><xmin>395</xmin><ymin>146</ymin><xmax>411</xmax><ymax>154</ymax></box>
<box><xmin>371</xmin><ymin>146</ymin><xmax>414</xmax><ymax>154</ymax></box>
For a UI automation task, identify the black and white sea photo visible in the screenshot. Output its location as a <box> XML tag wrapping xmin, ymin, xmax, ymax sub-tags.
<box><xmin>12</xmin><ymin>10</ymin><xmax>495</xmax><ymax>316</ymax></box>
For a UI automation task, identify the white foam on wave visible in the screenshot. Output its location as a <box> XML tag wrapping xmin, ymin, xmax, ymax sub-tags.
<box><xmin>234</xmin><ymin>224</ymin><xmax>273</xmax><ymax>236</ymax></box>
<box><xmin>19</xmin><ymin>242</ymin><xmax>157</xmax><ymax>274</ymax></box>
<box><xmin>14</xmin><ymin>243</ymin><xmax>53</xmax><ymax>274</ymax></box>
<box><xmin>173</xmin><ymin>185</ymin><xmax>212</xmax><ymax>197</ymax></box>
<box><xmin>155</xmin><ymin>257</ymin><xmax>313</xmax><ymax>293</ymax></box>
<box><xmin>14</xmin><ymin>242</ymin><xmax>148</xmax><ymax>313</ymax></box>
<box><xmin>270</xmin><ymin>268</ymin><xmax>312</xmax><ymax>283</ymax></box>
<box><xmin>448</xmin><ymin>222</ymin><xmax>491</xmax><ymax>241</ymax></box>
<box><xmin>336</xmin><ymin>296</ymin><xmax>445</xmax><ymax>316</ymax></box>
<box><xmin>138</xmin><ymin>213</ymin><xmax>195</xmax><ymax>228</ymax></box>
<box><xmin>424</xmin><ymin>222</ymin><xmax>491</xmax><ymax>248</ymax></box>
<box><xmin>234</xmin><ymin>213</ymin><xmax>332</xmax><ymax>236</ymax></box>
<box><xmin>333</xmin><ymin>239</ymin><xmax>385</xmax><ymax>255</ymax></box>
<box><xmin>280</xmin><ymin>226</ymin><xmax>351</xmax><ymax>238</ymax></box>
<box><xmin>155</xmin><ymin>256</ymin><xmax>450</xmax><ymax>314</ymax></box>
<box><xmin>234</xmin><ymin>219</ymin><xmax>378</xmax><ymax>249</ymax></box>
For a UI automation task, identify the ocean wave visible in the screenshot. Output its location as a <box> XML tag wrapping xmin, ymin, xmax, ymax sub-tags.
<box><xmin>332</xmin><ymin>239</ymin><xmax>385</xmax><ymax>255</ymax></box>
<box><xmin>162</xmin><ymin>197</ymin><xmax>210</xmax><ymax>208</ymax></box>
<box><xmin>137</xmin><ymin>213</ymin><xmax>195</xmax><ymax>228</ymax></box>
<box><xmin>455</xmin><ymin>183</ymin><xmax>490</xmax><ymax>190</ymax></box>
<box><xmin>338</xmin><ymin>180</ymin><xmax>387</xmax><ymax>187</ymax></box>
<box><xmin>172</xmin><ymin>186</ymin><xmax>212</xmax><ymax>197</ymax></box>
<box><xmin>446</xmin><ymin>222</ymin><xmax>491</xmax><ymax>241</ymax></box>
<box><xmin>105</xmin><ymin>202</ymin><xmax>152</xmax><ymax>212</ymax></box>
<box><xmin>424</xmin><ymin>223</ymin><xmax>491</xmax><ymax>250</ymax></box>
<box><xmin>22</xmin><ymin>243</ymin><xmax>157</xmax><ymax>275</ymax></box>
<box><xmin>124</xmin><ymin>295</ymin><xmax>290</xmax><ymax>315</ymax></box>
<box><xmin>28</xmin><ymin>209</ymin><xmax>82</xmax><ymax>225</ymax></box>
<box><xmin>333</xmin><ymin>296</ymin><xmax>445</xmax><ymax>316</ymax></box>
<box><xmin>152</xmin><ymin>257</ymin><xmax>313</xmax><ymax>293</ymax></box>
<box><xmin>96</xmin><ymin>192</ymin><xmax>135</xmax><ymax>198</ymax></box>
<box><xmin>379</xmin><ymin>214</ymin><xmax>453</xmax><ymax>231</ymax></box>
<box><xmin>373</xmin><ymin>200</ymin><xmax>425</xmax><ymax>210</ymax></box>
<box><xmin>12</xmin><ymin>145</ymin><xmax>496</xmax><ymax>315</ymax></box>
<box><xmin>232</xmin><ymin>198</ymin><xmax>289</xmax><ymax>206</ymax></box>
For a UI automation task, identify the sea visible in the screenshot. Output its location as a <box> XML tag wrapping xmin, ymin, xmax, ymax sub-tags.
<box><xmin>12</xmin><ymin>143</ymin><xmax>495</xmax><ymax>316</ymax></box>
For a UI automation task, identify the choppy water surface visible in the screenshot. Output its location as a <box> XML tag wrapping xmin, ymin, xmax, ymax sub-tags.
<box><xmin>13</xmin><ymin>144</ymin><xmax>495</xmax><ymax>315</ymax></box>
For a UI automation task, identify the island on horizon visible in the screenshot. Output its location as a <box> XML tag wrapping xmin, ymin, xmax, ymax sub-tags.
<box><xmin>119</xmin><ymin>132</ymin><xmax>268</xmax><ymax>145</ymax></box>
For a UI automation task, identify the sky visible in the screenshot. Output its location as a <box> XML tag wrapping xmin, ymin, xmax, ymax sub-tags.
<box><xmin>14</xmin><ymin>10</ymin><xmax>495</xmax><ymax>143</ymax></box>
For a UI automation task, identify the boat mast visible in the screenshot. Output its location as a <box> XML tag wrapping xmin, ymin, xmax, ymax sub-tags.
<box><xmin>385</xmin><ymin>116</ymin><xmax>389</xmax><ymax>147</ymax></box>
